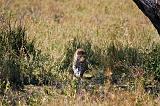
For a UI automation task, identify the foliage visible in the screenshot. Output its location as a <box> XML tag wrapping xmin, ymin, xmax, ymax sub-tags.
<box><xmin>0</xmin><ymin>19</ymin><xmax>56</xmax><ymax>90</ymax></box>
<box><xmin>144</xmin><ymin>44</ymin><xmax>160</xmax><ymax>81</ymax></box>
<box><xmin>107</xmin><ymin>43</ymin><xmax>144</xmax><ymax>84</ymax></box>
<box><xmin>107</xmin><ymin>42</ymin><xmax>160</xmax><ymax>84</ymax></box>
<box><xmin>0</xmin><ymin>0</ymin><xmax>160</xmax><ymax>105</ymax></box>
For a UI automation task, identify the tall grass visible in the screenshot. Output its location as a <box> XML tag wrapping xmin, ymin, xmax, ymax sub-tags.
<box><xmin>0</xmin><ymin>19</ymin><xmax>160</xmax><ymax>105</ymax></box>
<box><xmin>59</xmin><ymin>37</ymin><xmax>103</xmax><ymax>72</ymax></box>
<box><xmin>0</xmin><ymin>17</ymin><xmax>58</xmax><ymax>92</ymax></box>
<box><xmin>0</xmin><ymin>0</ymin><xmax>160</xmax><ymax>105</ymax></box>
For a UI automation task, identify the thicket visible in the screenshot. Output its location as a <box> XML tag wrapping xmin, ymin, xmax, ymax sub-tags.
<box><xmin>0</xmin><ymin>19</ymin><xmax>56</xmax><ymax>93</ymax></box>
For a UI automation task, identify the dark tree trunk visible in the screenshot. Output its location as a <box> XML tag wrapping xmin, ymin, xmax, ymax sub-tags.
<box><xmin>133</xmin><ymin>0</ymin><xmax>160</xmax><ymax>34</ymax></box>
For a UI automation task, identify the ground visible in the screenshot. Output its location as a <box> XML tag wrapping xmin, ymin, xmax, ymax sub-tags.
<box><xmin>0</xmin><ymin>0</ymin><xmax>160</xmax><ymax>106</ymax></box>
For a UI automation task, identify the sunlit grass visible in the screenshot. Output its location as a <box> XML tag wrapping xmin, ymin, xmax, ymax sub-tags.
<box><xmin>0</xmin><ymin>0</ymin><xmax>160</xmax><ymax>106</ymax></box>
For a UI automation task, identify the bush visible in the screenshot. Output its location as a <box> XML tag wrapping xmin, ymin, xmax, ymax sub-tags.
<box><xmin>144</xmin><ymin>44</ymin><xmax>160</xmax><ymax>81</ymax></box>
<box><xmin>107</xmin><ymin>42</ymin><xmax>160</xmax><ymax>84</ymax></box>
<box><xmin>0</xmin><ymin>23</ymin><xmax>31</xmax><ymax>87</ymax></box>
<box><xmin>107</xmin><ymin>43</ymin><xmax>144</xmax><ymax>84</ymax></box>
<box><xmin>0</xmin><ymin>19</ymin><xmax>56</xmax><ymax>90</ymax></box>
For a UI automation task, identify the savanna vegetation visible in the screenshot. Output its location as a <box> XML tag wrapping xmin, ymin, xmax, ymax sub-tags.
<box><xmin>0</xmin><ymin>0</ymin><xmax>160</xmax><ymax>106</ymax></box>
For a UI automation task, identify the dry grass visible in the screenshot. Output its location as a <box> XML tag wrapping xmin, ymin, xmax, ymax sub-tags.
<box><xmin>45</xmin><ymin>80</ymin><xmax>159</xmax><ymax>106</ymax></box>
<box><xmin>1</xmin><ymin>0</ymin><xmax>159</xmax><ymax>55</ymax></box>
<box><xmin>0</xmin><ymin>0</ymin><xmax>160</xmax><ymax>106</ymax></box>
<box><xmin>1</xmin><ymin>80</ymin><xmax>159</xmax><ymax>106</ymax></box>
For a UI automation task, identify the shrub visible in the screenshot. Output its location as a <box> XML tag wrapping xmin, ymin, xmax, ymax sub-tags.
<box><xmin>0</xmin><ymin>22</ymin><xmax>31</xmax><ymax>87</ymax></box>
<box><xmin>107</xmin><ymin>43</ymin><xmax>144</xmax><ymax>84</ymax></box>
<box><xmin>0</xmin><ymin>18</ymin><xmax>56</xmax><ymax>90</ymax></box>
<box><xmin>144</xmin><ymin>44</ymin><xmax>160</xmax><ymax>81</ymax></box>
<box><xmin>107</xmin><ymin>42</ymin><xmax>160</xmax><ymax>84</ymax></box>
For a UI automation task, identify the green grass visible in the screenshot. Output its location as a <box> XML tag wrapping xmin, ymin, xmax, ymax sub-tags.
<box><xmin>0</xmin><ymin>0</ymin><xmax>160</xmax><ymax>106</ymax></box>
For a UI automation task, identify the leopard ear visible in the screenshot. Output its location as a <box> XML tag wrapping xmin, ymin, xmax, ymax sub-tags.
<box><xmin>76</xmin><ymin>48</ymin><xmax>85</xmax><ymax>55</ymax></box>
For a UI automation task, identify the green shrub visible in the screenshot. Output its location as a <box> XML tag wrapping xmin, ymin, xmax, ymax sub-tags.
<box><xmin>144</xmin><ymin>44</ymin><xmax>160</xmax><ymax>81</ymax></box>
<box><xmin>107</xmin><ymin>43</ymin><xmax>144</xmax><ymax>84</ymax></box>
<box><xmin>0</xmin><ymin>19</ymin><xmax>56</xmax><ymax>90</ymax></box>
<box><xmin>107</xmin><ymin>42</ymin><xmax>160</xmax><ymax>84</ymax></box>
<box><xmin>0</xmin><ymin>23</ymin><xmax>31</xmax><ymax>87</ymax></box>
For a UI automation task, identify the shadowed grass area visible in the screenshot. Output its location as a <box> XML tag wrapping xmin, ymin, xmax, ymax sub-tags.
<box><xmin>0</xmin><ymin>17</ymin><xmax>58</xmax><ymax>92</ymax></box>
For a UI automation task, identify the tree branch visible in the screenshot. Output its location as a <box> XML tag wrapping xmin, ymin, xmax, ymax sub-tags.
<box><xmin>133</xmin><ymin>0</ymin><xmax>160</xmax><ymax>34</ymax></box>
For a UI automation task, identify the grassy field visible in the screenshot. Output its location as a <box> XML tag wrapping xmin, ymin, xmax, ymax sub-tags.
<box><xmin>0</xmin><ymin>0</ymin><xmax>160</xmax><ymax>106</ymax></box>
